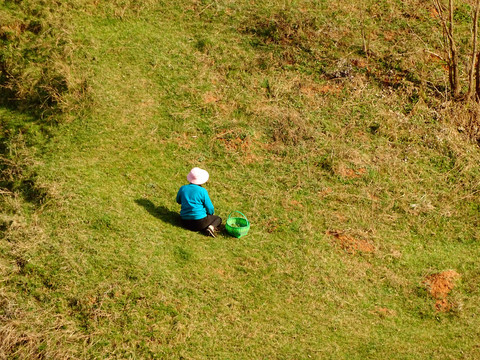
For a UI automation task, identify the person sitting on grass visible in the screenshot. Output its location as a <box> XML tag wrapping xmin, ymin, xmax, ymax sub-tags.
<box><xmin>176</xmin><ymin>167</ymin><xmax>222</xmax><ymax>237</ymax></box>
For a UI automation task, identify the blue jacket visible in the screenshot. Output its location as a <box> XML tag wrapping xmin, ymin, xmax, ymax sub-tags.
<box><xmin>176</xmin><ymin>184</ymin><xmax>214</xmax><ymax>220</ymax></box>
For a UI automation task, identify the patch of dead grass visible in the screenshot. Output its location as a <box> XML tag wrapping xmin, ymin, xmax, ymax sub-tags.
<box><xmin>441</xmin><ymin>102</ymin><xmax>480</xmax><ymax>145</ymax></box>
<box><xmin>215</xmin><ymin>129</ymin><xmax>250</xmax><ymax>151</ymax></box>
<box><xmin>327</xmin><ymin>230</ymin><xmax>375</xmax><ymax>254</ymax></box>
<box><xmin>203</xmin><ymin>92</ymin><xmax>220</xmax><ymax>104</ymax></box>
<box><xmin>299</xmin><ymin>83</ymin><xmax>343</xmax><ymax>97</ymax></box>
<box><xmin>336</xmin><ymin>166</ymin><xmax>367</xmax><ymax>179</ymax></box>
<box><xmin>371</xmin><ymin>306</ymin><xmax>397</xmax><ymax>318</ymax></box>
<box><xmin>213</xmin><ymin>128</ymin><xmax>263</xmax><ymax>164</ymax></box>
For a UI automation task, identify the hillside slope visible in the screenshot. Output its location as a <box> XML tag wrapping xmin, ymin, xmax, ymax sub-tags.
<box><xmin>1</xmin><ymin>1</ymin><xmax>480</xmax><ymax>359</ymax></box>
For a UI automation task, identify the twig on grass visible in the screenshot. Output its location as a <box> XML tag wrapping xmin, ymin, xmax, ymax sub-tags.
<box><xmin>198</xmin><ymin>2</ymin><xmax>215</xmax><ymax>16</ymax></box>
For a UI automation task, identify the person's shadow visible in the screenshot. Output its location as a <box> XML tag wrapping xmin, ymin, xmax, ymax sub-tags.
<box><xmin>135</xmin><ymin>198</ymin><xmax>181</xmax><ymax>227</ymax></box>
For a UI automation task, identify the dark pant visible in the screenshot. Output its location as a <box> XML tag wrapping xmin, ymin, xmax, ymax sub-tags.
<box><xmin>181</xmin><ymin>215</ymin><xmax>222</xmax><ymax>232</ymax></box>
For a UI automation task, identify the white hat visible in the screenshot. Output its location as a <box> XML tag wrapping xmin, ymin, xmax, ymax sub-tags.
<box><xmin>187</xmin><ymin>167</ymin><xmax>209</xmax><ymax>185</ymax></box>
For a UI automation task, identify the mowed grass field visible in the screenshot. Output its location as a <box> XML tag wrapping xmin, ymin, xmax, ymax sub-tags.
<box><xmin>1</xmin><ymin>0</ymin><xmax>480</xmax><ymax>358</ymax></box>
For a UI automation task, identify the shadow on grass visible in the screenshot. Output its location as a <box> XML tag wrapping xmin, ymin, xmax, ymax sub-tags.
<box><xmin>135</xmin><ymin>198</ymin><xmax>181</xmax><ymax>228</ymax></box>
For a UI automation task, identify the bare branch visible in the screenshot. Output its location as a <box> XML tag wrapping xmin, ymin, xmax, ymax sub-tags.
<box><xmin>425</xmin><ymin>49</ymin><xmax>448</xmax><ymax>62</ymax></box>
<box><xmin>468</xmin><ymin>0</ymin><xmax>480</xmax><ymax>99</ymax></box>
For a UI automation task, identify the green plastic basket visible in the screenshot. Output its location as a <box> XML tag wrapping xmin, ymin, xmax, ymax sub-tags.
<box><xmin>225</xmin><ymin>211</ymin><xmax>250</xmax><ymax>238</ymax></box>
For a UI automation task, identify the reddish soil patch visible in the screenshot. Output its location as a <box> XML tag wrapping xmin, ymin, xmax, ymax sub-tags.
<box><xmin>318</xmin><ymin>187</ymin><xmax>332</xmax><ymax>197</ymax></box>
<box><xmin>423</xmin><ymin>270</ymin><xmax>461</xmax><ymax>312</ymax></box>
<box><xmin>434</xmin><ymin>298</ymin><xmax>453</xmax><ymax>312</ymax></box>
<box><xmin>219</xmin><ymin>136</ymin><xmax>247</xmax><ymax>150</ymax></box>
<box><xmin>265</xmin><ymin>217</ymin><xmax>279</xmax><ymax>233</ymax></box>
<box><xmin>281</xmin><ymin>199</ymin><xmax>304</xmax><ymax>212</ymax></box>
<box><xmin>430</xmin><ymin>7</ymin><xmax>439</xmax><ymax>18</ymax></box>
<box><xmin>327</xmin><ymin>230</ymin><xmax>375</xmax><ymax>254</ymax></box>
<box><xmin>300</xmin><ymin>85</ymin><xmax>317</xmax><ymax>97</ymax></box>
<box><xmin>214</xmin><ymin>130</ymin><xmax>262</xmax><ymax>164</ymax></box>
<box><xmin>289</xmin><ymin>200</ymin><xmax>304</xmax><ymax>209</ymax></box>
<box><xmin>214</xmin><ymin>268</ymin><xmax>226</xmax><ymax>277</ymax></box>
<box><xmin>383</xmin><ymin>31</ymin><xmax>395</xmax><ymax>42</ymax></box>
<box><xmin>332</xmin><ymin>212</ymin><xmax>347</xmax><ymax>222</ymax></box>
<box><xmin>318</xmin><ymin>85</ymin><xmax>342</xmax><ymax>95</ymax></box>
<box><xmin>338</xmin><ymin>167</ymin><xmax>367</xmax><ymax>179</ymax></box>
<box><xmin>174</xmin><ymin>133</ymin><xmax>194</xmax><ymax>149</ymax></box>
<box><xmin>203</xmin><ymin>93</ymin><xmax>219</xmax><ymax>104</ymax></box>
<box><xmin>300</xmin><ymin>84</ymin><xmax>342</xmax><ymax>97</ymax></box>
<box><xmin>215</xmin><ymin>130</ymin><xmax>249</xmax><ymax>152</ymax></box>
<box><xmin>371</xmin><ymin>307</ymin><xmax>396</xmax><ymax>317</ymax></box>
<box><xmin>352</xmin><ymin>58</ymin><xmax>368</xmax><ymax>69</ymax></box>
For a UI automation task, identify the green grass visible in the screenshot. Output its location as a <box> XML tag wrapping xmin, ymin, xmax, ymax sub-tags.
<box><xmin>1</xmin><ymin>0</ymin><xmax>480</xmax><ymax>359</ymax></box>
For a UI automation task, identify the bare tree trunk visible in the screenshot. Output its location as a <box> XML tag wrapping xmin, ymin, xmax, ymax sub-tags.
<box><xmin>468</xmin><ymin>0</ymin><xmax>480</xmax><ymax>100</ymax></box>
<box><xmin>449</xmin><ymin>0</ymin><xmax>460</xmax><ymax>98</ymax></box>
<box><xmin>476</xmin><ymin>52</ymin><xmax>480</xmax><ymax>100</ymax></box>
<box><xmin>433</xmin><ymin>0</ymin><xmax>460</xmax><ymax>98</ymax></box>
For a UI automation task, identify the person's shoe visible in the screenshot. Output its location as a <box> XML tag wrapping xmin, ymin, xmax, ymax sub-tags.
<box><xmin>206</xmin><ymin>225</ymin><xmax>216</xmax><ymax>238</ymax></box>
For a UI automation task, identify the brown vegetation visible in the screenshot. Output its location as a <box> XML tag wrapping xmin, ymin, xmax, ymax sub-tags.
<box><xmin>371</xmin><ymin>306</ymin><xmax>397</xmax><ymax>317</ymax></box>
<box><xmin>327</xmin><ymin>230</ymin><xmax>375</xmax><ymax>254</ymax></box>
<box><xmin>337</xmin><ymin>167</ymin><xmax>367</xmax><ymax>179</ymax></box>
<box><xmin>0</xmin><ymin>2</ymin><xmax>89</xmax><ymax>118</ymax></box>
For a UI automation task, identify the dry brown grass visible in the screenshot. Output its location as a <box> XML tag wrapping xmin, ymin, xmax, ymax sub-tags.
<box><xmin>0</xmin><ymin>1</ymin><xmax>90</xmax><ymax>118</ymax></box>
<box><xmin>0</xmin><ymin>311</ymin><xmax>87</xmax><ymax>360</ymax></box>
<box><xmin>440</xmin><ymin>102</ymin><xmax>480</xmax><ymax>145</ymax></box>
<box><xmin>327</xmin><ymin>230</ymin><xmax>376</xmax><ymax>254</ymax></box>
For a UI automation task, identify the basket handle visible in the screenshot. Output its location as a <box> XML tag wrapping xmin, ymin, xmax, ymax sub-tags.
<box><xmin>227</xmin><ymin>211</ymin><xmax>249</xmax><ymax>224</ymax></box>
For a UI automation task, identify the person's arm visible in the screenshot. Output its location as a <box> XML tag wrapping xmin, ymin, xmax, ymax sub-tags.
<box><xmin>176</xmin><ymin>188</ymin><xmax>182</xmax><ymax>204</ymax></box>
<box><xmin>203</xmin><ymin>190</ymin><xmax>215</xmax><ymax>215</ymax></box>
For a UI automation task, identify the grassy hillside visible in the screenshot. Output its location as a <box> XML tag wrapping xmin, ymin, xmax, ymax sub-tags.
<box><xmin>1</xmin><ymin>0</ymin><xmax>480</xmax><ymax>358</ymax></box>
